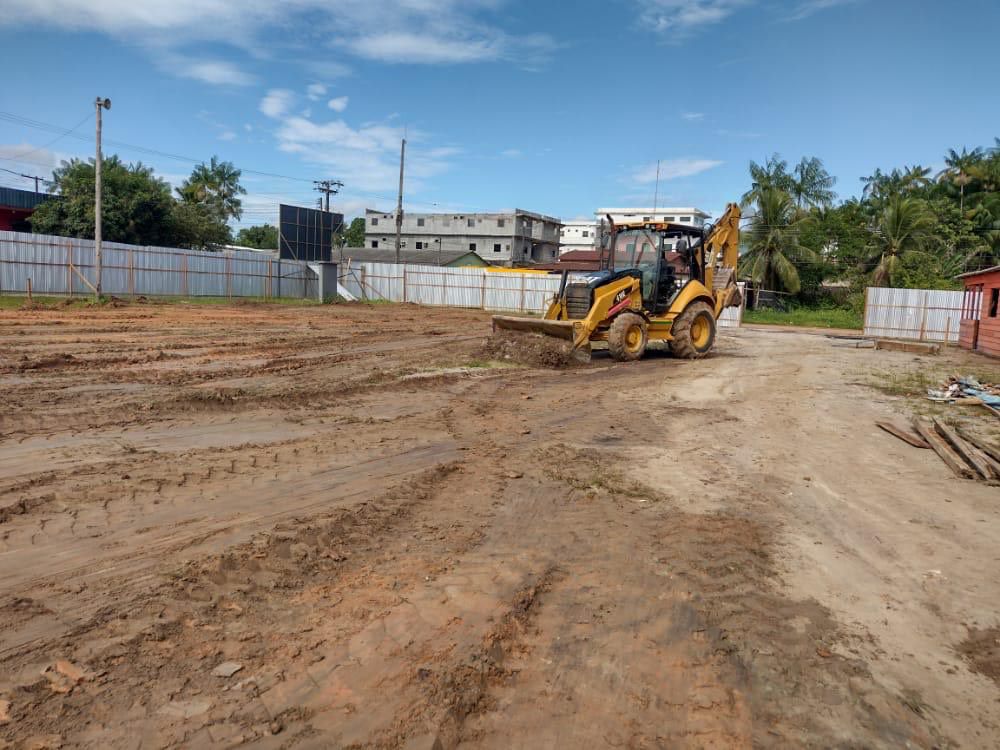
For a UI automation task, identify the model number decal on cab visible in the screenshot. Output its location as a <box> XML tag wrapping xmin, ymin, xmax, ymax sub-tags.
<box><xmin>613</xmin><ymin>289</ymin><xmax>629</xmax><ymax>305</ymax></box>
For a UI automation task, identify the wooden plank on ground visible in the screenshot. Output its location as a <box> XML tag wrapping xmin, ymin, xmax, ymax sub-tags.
<box><xmin>912</xmin><ymin>420</ymin><xmax>976</xmax><ymax>479</ymax></box>
<box><xmin>954</xmin><ymin>427</ymin><xmax>1000</xmax><ymax>479</ymax></box>
<box><xmin>956</xmin><ymin>427</ymin><xmax>1000</xmax><ymax>464</ymax></box>
<box><xmin>933</xmin><ymin>419</ymin><xmax>994</xmax><ymax>480</ymax></box>
<box><xmin>876</xmin><ymin>421</ymin><xmax>931</xmax><ymax>449</ymax></box>
<box><xmin>874</xmin><ymin>339</ymin><xmax>941</xmax><ymax>355</ymax></box>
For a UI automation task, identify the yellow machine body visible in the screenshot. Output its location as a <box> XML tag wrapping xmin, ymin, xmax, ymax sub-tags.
<box><xmin>492</xmin><ymin>203</ymin><xmax>742</xmax><ymax>360</ymax></box>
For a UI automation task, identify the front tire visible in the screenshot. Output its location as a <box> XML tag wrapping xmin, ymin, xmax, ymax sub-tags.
<box><xmin>608</xmin><ymin>312</ymin><xmax>648</xmax><ymax>361</ymax></box>
<box><xmin>670</xmin><ymin>302</ymin><xmax>716</xmax><ymax>359</ymax></box>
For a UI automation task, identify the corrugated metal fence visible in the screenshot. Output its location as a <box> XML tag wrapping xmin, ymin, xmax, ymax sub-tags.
<box><xmin>339</xmin><ymin>260</ymin><xmax>744</xmax><ymax>326</ymax></box>
<box><xmin>0</xmin><ymin>231</ymin><xmax>317</xmax><ymax>299</ymax></box>
<box><xmin>863</xmin><ymin>286</ymin><xmax>964</xmax><ymax>343</ymax></box>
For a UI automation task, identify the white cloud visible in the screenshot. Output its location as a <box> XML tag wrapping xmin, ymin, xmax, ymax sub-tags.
<box><xmin>635</xmin><ymin>0</ymin><xmax>753</xmax><ymax>36</ymax></box>
<box><xmin>500</xmin><ymin>148</ymin><xmax>522</xmax><ymax>158</ymax></box>
<box><xmin>681</xmin><ymin>112</ymin><xmax>705</xmax><ymax>121</ymax></box>
<box><xmin>327</xmin><ymin>96</ymin><xmax>349</xmax><ymax>112</ymax></box>
<box><xmin>0</xmin><ymin>144</ymin><xmax>66</xmax><ymax>189</ymax></box>
<box><xmin>4</xmin><ymin>1</ymin><xmax>557</xmax><ymax>72</ymax></box>
<box><xmin>260</xmin><ymin>89</ymin><xmax>295</xmax><ymax>118</ymax></box>
<box><xmin>262</xmin><ymin>105</ymin><xmax>458</xmax><ymax>193</ymax></box>
<box><xmin>218</xmin><ymin>130</ymin><xmax>237</xmax><ymax>141</ymax></box>
<box><xmin>344</xmin><ymin>32</ymin><xmax>502</xmax><ymax>64</ymax></box>
<box><xmin>629</xmin><ymin>158</ymin><xmax>724</xmax><ymax>183</ymax></box>
<box><xmin>785</xmin><ymin>0</ymin><xmax>863</xmax><ymax>21</ymax></box>
<box><xmin>306</xmin><ymin>83</ymin><xmax>327</xmax><ymax>100</ymax></box>
<box><xmin>168</xmin><ymin>56</ymin><xmax>255</xmax><ymax>86</ymax></box>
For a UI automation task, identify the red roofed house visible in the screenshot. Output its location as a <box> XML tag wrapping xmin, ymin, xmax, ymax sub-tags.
<box><xmin>958</xmin><ymin>265</ymin><xmax>1000</xmax><ymax>357</ymax></box>
<box><xmin>0</xmin><ymin>187</ymin><xmax>53</xmax><ymax>232</ymax></box>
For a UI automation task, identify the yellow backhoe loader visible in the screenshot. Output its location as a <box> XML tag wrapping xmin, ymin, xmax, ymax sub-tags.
<box><xmin>492</xmin><ymin>202</ymin><xmax>742</xmax><ymax>361</ymax></box>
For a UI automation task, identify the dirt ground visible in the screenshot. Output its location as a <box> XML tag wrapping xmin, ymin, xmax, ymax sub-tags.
<box><xmin>1</xmin><ymin>299</ymin><xmax>999</xmax><ymax>749</ymax></box>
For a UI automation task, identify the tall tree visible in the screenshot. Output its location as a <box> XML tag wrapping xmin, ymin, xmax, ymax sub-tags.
<box><xmin>937</xmin><ymin>147</ymin><xmax>984</xmax><ymax>213</ymax></box>
<box><xmin>343</xmin><ymin>217</ymin><xmax>365</xmax><ymax>247</ymax></box>
<box><xmin>791</xmin><ymin>156</ymin><xmax>836</xmax><ymax>208</ymax></box>
<box><xmin>741</xmin><ymin>154</ymin><xmax>795</xmax><ymax>207</ymax></box>
<box><xmin>177</xmin><ymin>156</ymin><xmax>247</xmax><ymax>222</ymax></box>
<box><xmin>30</xmin><ymin>156</ymin><xmax>176</xmax><ymax>246</ymax></box>
<box><xmin>867</xmin><ymin>196</ymin><xmax>935</xmax><ymax>286</ymax></box>
<box><xmin>899</xmin><ymin>165</ymin><xmax>932</xmax><ymax>193</ymax></box>
<box><xmin>742</xmin><ymin>188</ymin><xmax>818</xmax><ymax>295</ymax></box>
<box><xmin>236</xmin><ymin>224</ymin><xmax>278</xmax><ymax>250</ymax></box>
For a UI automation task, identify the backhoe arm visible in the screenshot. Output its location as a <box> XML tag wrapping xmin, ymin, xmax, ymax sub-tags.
<box><xmin>703</xmin><ymin>203</ymin><xmax>742</xmax><ymax>316</ymax></box>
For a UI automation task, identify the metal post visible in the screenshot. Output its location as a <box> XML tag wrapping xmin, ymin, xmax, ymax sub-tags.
<box><xmin>394</xmin><ymin>138</ymin><xmax>406</xmax><ymax>265</ymax></box>
<box><xmin>94</xmin><ymin>97</ymin><xmax>110</xmax><ymax>299</ymax></box>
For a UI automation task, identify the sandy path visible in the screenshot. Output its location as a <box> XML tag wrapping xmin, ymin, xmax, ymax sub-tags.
<box><xmin>0</xmin><ymin>301</ymin><xmax>997</xmax><ymax>748</ymax></box>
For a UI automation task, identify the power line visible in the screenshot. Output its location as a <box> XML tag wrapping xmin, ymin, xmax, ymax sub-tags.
<box><xmin>1</xmin><ymin>111</ymin><xmax>93</xmax><ymax>165</ymax></box>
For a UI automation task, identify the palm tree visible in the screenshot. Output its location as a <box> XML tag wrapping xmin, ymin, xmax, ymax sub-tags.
<box><xmin>937</xmin><ymin>147</ymin><xmax>984</xmax><ymax>213</ymax></box>
<box><xmin>791</xmin><ymin>156</ymin><xmax>836</xmax><ymax>208</ymax></box>
<box><xmin>861</xmin><ymin>168</ymin><xmax>890</xmax><ymax>202</ymax></box>
<box><xmin>741</xmin><ymin>154</ymin><xmax>794</xmax><ymax>207</ymax></box>
<box><xmin>178</xmin><ymin>156</ymin><xmax>246</xmax><ymax>222</ymax></box>
<box><xmin>867</xmin><ymin>196</ymin><xmax>935</xmax><ymax>286</ymax></box>
<box><xmin>742</xmin><ymin>188</ymin><xmax>818</xmax><ymax>295</ymax></box>
<box><xmin>899</xmin><ymin>165</ymin><xmax>932</xmax><ymax>193</ymax></box>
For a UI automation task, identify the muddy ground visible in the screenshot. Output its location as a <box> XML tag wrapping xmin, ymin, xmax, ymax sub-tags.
<box><xmin>0</xmin><ymin>300</ymin><xmax>998</xmax><ymax>749</ymax></box>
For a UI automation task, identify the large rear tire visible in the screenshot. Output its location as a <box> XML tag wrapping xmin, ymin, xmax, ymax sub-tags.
<box><xmin>670</xmin><ymin>301</ymin><xmax>716</xmax><ymax>359</ymax></box>
<box><xmin>608</xmin><ymin>312</ymin><xmax>648</xmax><ymax>362</ymax></box>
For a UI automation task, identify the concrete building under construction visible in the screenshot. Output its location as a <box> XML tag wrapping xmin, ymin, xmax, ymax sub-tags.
<box><xmin>363</xmin><ymin>209</ymin><xmax>561</xmax><ymax>266</ymax></box>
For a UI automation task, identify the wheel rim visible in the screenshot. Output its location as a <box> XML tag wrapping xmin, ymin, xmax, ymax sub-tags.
<box><xmin>625</xmin><ymin>325</ymin><xmax>643</xmax><ymax>353</ymax></box>
<box><xmin>691</xmin><ymin>316</ymin><xmax>711</xmax><ymax>348</ymax></box>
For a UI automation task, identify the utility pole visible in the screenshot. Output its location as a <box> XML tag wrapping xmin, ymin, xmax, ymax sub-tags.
<box><xmin>394</xmin><ymin>138</ymin><xmax>406</xmax><ymax>265</ymax></box>
<box><xmin>313</xmin><ymin>179</ymin><xmax>343</xmax><ymax>212</ymax></box>
<box><xmin>652</xmin><ymin>159</ymin><xmax>661</xmax><ymax>216</ymax></box>
<box><xmin>94</xmin><ymin>97</ymin><xmax>111</xmax><ymax>299</ymax></box>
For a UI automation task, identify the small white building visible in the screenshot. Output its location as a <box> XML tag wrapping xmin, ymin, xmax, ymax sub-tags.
<box><xmin>594</xmin><ymin>207</ymin><xmax>710</xmax><ymax>251</ymax></box>
<box><xmin>596</xmin><ymin>207</ymin><xmax>709</xmax><ymax>227</ymax></box>
<box><xmin>559</xmin><ymin>220</ymin><xmax>597</xmax><ymax>255</ymax></box>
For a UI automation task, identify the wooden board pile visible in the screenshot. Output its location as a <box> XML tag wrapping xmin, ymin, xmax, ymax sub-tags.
<box><xmin>877</xmin><ymin>419</ymin><xmax>1000</xmax><ymax>483</ymax></box>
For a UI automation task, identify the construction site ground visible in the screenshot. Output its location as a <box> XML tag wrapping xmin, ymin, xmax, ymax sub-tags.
<box><xmin>1</xmin><ymin>299</ymin><xmax>998</xmax><ymax>749</ymax></box>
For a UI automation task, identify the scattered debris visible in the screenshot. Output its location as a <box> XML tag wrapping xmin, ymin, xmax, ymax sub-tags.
<box><xmin>211</xmin><ymin>661</ymin><xmax>244</xmax><ymax>678</ymax></box>
<box><xmin>928</xmin><ymin>376</ymin><xmax>1000</xmax><ymax>416</ymax></box>
<box><xmin>0</xmin><ymin>698</ymin><xmax>10</xmax><ymax>723</ymax></box>
<box><xmin>876</xmin><ymin>421</ymin><xmax>930</xmax><ymax>449</ymax></box>
<box><xmin>875</xmin><ymin>339</ymin><xmax>940</xmax><ymax>355</ymax></box>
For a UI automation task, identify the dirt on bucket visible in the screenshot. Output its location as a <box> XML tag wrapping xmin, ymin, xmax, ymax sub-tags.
<box><xmin>480</xmin><ymin>331</ymin><xmax>587</xmax><ymax>369</ymax></box>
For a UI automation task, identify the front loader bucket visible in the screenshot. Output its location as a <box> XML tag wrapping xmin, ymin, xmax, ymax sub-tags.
<box><xmin>491</xmin><ymin>315</ymin><xmax>577</xmax><ymax>341</ymax></box>
<box><xmin>488</xmin><ymin>316</ymin><xmax>591</xmax><ymax>365</ymax></box>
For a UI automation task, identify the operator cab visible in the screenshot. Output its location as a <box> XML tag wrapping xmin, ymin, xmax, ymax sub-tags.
<box><xmin>606</xmin><ymin>221</ymin><xmax>707</xmax><ymax>315</ymax></box>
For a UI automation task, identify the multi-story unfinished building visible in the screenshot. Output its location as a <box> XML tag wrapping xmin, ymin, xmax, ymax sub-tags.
<box><xmin>363</xmin><ymin>209</ymin><xmax>561</xmax><ymax>266</ymax></box>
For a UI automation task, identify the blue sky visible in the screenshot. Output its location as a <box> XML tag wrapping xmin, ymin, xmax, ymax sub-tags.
<box><xmin>0</xmin><ymin>0</ymin><xmax>998</xmax><ymax>227</ymax></box>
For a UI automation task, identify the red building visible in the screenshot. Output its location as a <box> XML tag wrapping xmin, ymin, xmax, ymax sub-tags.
<box><xmin>0</xmin><ymin>187</ymin><xmax>52</xmax><ymax>232</ymax></box>
<box><xmin>958</xmin><ymin>265</ymin><xmax>1000</xmax><ymax>356</ymax></box>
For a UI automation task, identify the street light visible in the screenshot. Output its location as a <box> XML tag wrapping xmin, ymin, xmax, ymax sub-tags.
<box><xmin>94</xmin><ymin>97</ymin><xmax>111</xmax><ymax>298</ymax></box>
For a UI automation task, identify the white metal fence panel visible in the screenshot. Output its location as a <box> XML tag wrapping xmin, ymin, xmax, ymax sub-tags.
<box><xmin>336</xmin><ymin>261</ymin><xmax>745</xmax><ymax>327</ymax></box>
<box><xmin>0</xmin><ymin>231</ymin><xmax>317</xmax><ymax>299</ymax></box>
<box><xmin>718</xmin><ymin>282</ymin><xmax>745</xmax><ymax>329</ymax></box>
<box><xmin>863</xmin><ymin>286</ymin><xmax>964</xmax><ymax>343</ymax></box>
